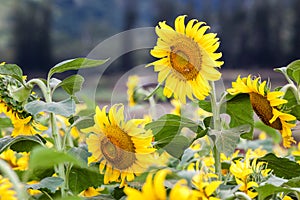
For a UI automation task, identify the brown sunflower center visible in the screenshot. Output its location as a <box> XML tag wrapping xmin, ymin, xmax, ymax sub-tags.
<box><xmin>101</xmin><ymin>125</ymin><xmax>136</xmax><ymax>170</ymax></box>
<box><xmin>169</xmin><ymin>36</ymin><xmax>202</xmax><ymax>80</ymax></box>
<box><xmin>249</xmin><ymin>92</ymin><xmax>282</xmax><ymax>130</ymax></box>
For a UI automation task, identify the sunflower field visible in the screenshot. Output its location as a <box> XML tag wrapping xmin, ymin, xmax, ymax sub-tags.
<box><xmin>1</xmin><ymin>15</ymin><xmax>300</xmax><ymax>200</ymax></box>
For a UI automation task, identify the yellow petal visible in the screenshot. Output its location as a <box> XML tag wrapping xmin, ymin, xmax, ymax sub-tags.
<box><xmin>153</xmin><ymin>169</ymin><xmax>171</xmax><ymax>200</ymax></box>
<box><xmin>175</xmin><ymin>15</ymin><xmax>187</xmax><ymax>34</ymax></box>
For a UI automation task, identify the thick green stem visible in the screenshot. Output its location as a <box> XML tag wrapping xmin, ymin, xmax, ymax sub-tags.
<box><xmin>28</xmin><ymin>78</ymin><xmax>67</xmax><ymax>197</ymax></box>
<box><xmin>209</xmin><ymin>81</ymin><xmax>222</xmax><ymax>180</ymax></box>
<box><xmin>0</xmin><ymin>159</ymin><xmax>28</xmax><ymax>200</ymax></box>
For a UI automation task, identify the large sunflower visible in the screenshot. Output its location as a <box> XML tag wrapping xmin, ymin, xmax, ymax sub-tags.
<box><xmin>227</xmin><ymin>75</ymin><xmax>296</xmax><ymax>148</ymax></box>
<box><xmin>147</xmin><ymin>15</ymin><xmax>223</xmax><ymax>103</ymax></box>
<box><xmin>85</xmin><ymin>104</ymin><xmax>156</xmax><ymax>187</ymax></box>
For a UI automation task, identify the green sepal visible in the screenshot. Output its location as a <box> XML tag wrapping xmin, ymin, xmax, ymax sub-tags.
<box><xmin>9</xmin><ymin>85</ymin><xmax>32</xmax><ymax>102</ymax></box>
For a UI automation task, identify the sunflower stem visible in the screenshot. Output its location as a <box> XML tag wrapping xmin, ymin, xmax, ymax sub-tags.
<box><xmin>209</xmin><ymin>81</ymin><xmax>222</xmax><ymax>180</ymax></box>
<box><xmin>0</xmin><ymin>159</ymin><xmax>29</xmax><ymax>200</ymax></box>
<box><xmin>27</xmin><ymin>78</ymin><xmax>67</xmax><ymax>196</ymax></box>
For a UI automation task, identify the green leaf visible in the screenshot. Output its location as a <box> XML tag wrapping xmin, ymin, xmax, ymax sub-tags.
<box><xmin>9</xmin><ymin>85</ymin><xmax>32</xmax><ymax>102</ymax></box>
<box><xmin>26</xmin><ymin>177</ymin><xmax>64</xmax><ymax>193</ymax></box>
<box><xmin>145</xmin><ymin>114</ymin><xmax>203</xmax><ymax>148</ymax></box>
<box><xmin>258</xmin><ymin>153</ymin><xmax>300</xmax><ymax>179</ymax></box>
<box><xmin>254</xmin><ymin>121</ymin><xmax>281</xmax><ymax>143</ymax></box>
<box><xmin>222</xmin><ymin>94</ymin><xmax>254</xmax><ymax>139</ymax></box>
<box><xmin>48</xmin><ymin>58</ymin><xmax>108</xmax><ymax>79</ymax></box>
<box><xmin>26</xmin><ymin>147</ymin><xmax>86</xmax><ymax>180</ymax></box>
<box><xmin>112</xmin><ymin>186</ymin><xmax>126</xmax><ymax>200</ymax></box>
<box><xmin>163</xmin><ymin>135</ymin><xmax>190</xmax><ymax>158</ymax></box>
<box><xmin>68</xmin><ymin>146</ymin><xmax>90</xmax><ymax>164</ymax></box>
<box><xmin>25</xmin><ymin>98</ymin><xmax>75</xmax><ymax>117</ymax></box>
<box><xmin>198</xmin><ymin>100</ymin><xmax>211</xmax><ymax>112</ymax></box>
<box><xmin>287</xmin><ymin>60</ymin><xmax>300</xmax><ymax>85</ymax></box>
<box><xmin>0</xmin><ymin>63</ymin><xmax>24</xmax><ymax>84</ymax></box>
<box><xmin>58</xmin><ymin>74</ymin><xmax>84</xmax><ymax>95</ymax></box>
<box><xmin>210</xmin><ymin>124</ymin><xmax>251</xmax><ymax>156</ymax></box>
<box><xmin>256</xmin><ymin>184</ymin><xmax>294</xmax><ymax>200</ymax></box>
<box><xmin>0</xmin><ymin>135</ymin><xmax>45</xmax><ymax>153</ymax></box>
<box><xmin>291</xmin><ymin>105</ymin><xmax>300</xmax><ymax>121</ymax></box>
<box><xmin>73</xmin><ymin>117</ymin><xmax>95</xmax><ymax>129</ymax></box>
<box><xmin>68</xmin><ymin>166</ymin><xmax>104</xmax><ymax>195</ymax></box>
<box><xmin>285</xmin><ymin>176</ymin><xmax>300</xmax><ymax>187</ymax></box>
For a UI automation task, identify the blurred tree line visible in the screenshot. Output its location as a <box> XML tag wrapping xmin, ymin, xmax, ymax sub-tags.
<box><xmin>0</xmin><ymin>0</ymin><xmax>299</xmax><ymax>73</ymax></box>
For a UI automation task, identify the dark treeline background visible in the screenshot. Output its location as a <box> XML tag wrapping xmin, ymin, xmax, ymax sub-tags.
<box><xmin>0</xmin><ymin>0</ymin><xmax>299</xmax><ymax>74</ymax></box>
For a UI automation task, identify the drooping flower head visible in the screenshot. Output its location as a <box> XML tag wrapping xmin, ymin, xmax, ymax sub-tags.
<box><xmin>0</xmin><ymin>75</ymin><xmax>47</xmax><ymax>137</ymax></box>
<box><xmin>227</xmin><ymin>75</ymin><xmax>296</xmax><ymax>148</ymax></box>
<box><xmin>85</xmin><ymin>104</ymin><xmax>156</xmax><ymax>187</ymax></box>
<box><xmin>124</xmin><ymin>169</ymin><xmax>198</xmax><ymax>200</ymax></box>
<box><xmin>148</xmin><ymin>15</ymin><xmax>223</xmax><ymax>103</ymax></box>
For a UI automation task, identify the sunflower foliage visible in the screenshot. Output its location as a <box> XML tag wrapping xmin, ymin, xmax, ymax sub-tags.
<box><xmin>0</xmin><ymin>16</ymin><xmax>300</xmax><ymax>200</ymax></box>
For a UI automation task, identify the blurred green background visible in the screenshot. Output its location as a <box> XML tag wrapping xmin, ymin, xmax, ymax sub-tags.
<box><xmin>0</xmin><ymin>0</ymin><xmax>299</xmax><ymax>76</ymax></box>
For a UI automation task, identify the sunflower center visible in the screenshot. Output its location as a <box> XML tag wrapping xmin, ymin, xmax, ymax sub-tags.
<box><xmin>169</xmin><ymin>36</ymin><xmax>202</xmax><ymax>80</ymax></box>
<box><xmin>101</xmin><ymin>125</ymin><xmax>136</xmax><ymax>170</ymax></box>
<box><xmin>249</xmin><ymin>92</ymin><xmax>282</xmax><ymax>130</ymax></box>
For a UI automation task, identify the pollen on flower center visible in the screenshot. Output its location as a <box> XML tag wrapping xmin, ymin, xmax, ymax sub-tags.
<box><xmin>249</xmin><ymin>92</ymin><xmax>282</xmax><ymax>130</ymax></box>
<box><xmin>101</xmin><ymin>125</ymin><xmax>136</xmax><ymax>170</ymax></box>
<box><xmin>169</xmin><ymin>36</ymin><xmax>202</xmax><ymax>80</ymax></box>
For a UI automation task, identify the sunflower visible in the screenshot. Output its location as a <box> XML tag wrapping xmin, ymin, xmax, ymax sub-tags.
<box><xmin>192</xmin><ymin>173</ymin><xmax>222</xmax><ymax>200</ymax></box>
<box><xmin>124</xmin><ymin>169</ymin><xmax>198</xmax><ymax>200</ymax></box>
<box><xmin>0</xmin><ymin>175</ymin><xmax>17</xmax><ymax>200</ymax></box>
<box><xmin>0</xmin><ymin>75</ymin><xmax>47</xmax><ymax>137</ymax></box>
<box><xmin>126</xmin><ymin>75</ymin><xmax>140</xmax><ymax>107</ymax></box>
<box><xmin>227</xmin><ymin>75</ymin><xmax>296</xmax><ymax>148</ymax></box>
<box><xmin>147</xmin><ymin>15</ymin><xmax>223</xmax><ymax>103</ymax></box>
<box><xmin>79</xmin><ymin>187</ymin><xmax>104</xmax><ymax>197</ymax></box>
<box><xmin>85</xmin><ymin>104</ymin><xmax>156</xmax><ymax>187</ymax></box>
<box><xmin>229</xmin><ymin>150</ymin><xmax>271</xmax><ymax>199</ymax></box>
<box><xmin>0</xmin><ymin>149</ymin><xmax>29</xmax><ymax>171</ymax></box>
